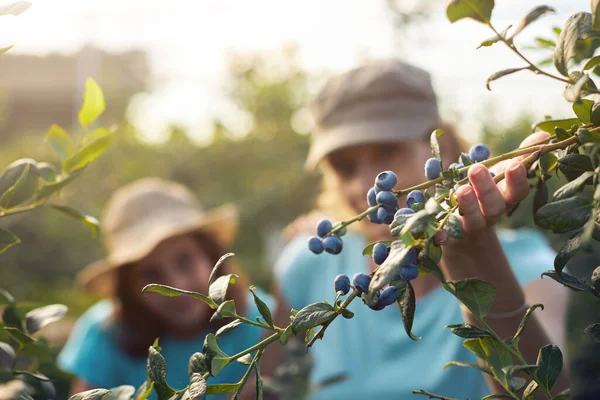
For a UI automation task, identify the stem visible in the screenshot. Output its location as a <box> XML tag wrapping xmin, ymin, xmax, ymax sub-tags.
<box><xmin>0</xmin><ymin>201</ymin><xmax>45</xmax><ymax>217</ymax></box>
<box><xmin>235</xmin><ymin>315</ymin><xmax>282</xmax><ymax>332</ymax></box>
<box><xmin>231</xmin><ymin>349</ymin><xmax>264</xmax><ymax>399</ymax></box>
<box><xmin>481</xmin><ymin>319</ymin><xmax>528</xmax><ymax>366</ymax></box>
<box><xmin>329</xmin><ymin>205</ymin><xmax>379</xmax><ymax>235</ymax></box>
<box><xmin>306</xmin><ymin>288</ymin><xmax>360</xmax><ymax>348</ymax></box>
<box><xmin>228</xmin><ymin>331</ymin><xmax>281</xmax><ymax>363</ymax></box>
<box><xmin>412</xmin><ymin>389</ymin><xmax>457</xmax><ymax>400</ymax></box>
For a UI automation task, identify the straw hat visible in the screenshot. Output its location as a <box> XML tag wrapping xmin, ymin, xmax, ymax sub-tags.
<box><xmin>77</xmin><ymin>177</ymin><xmax>238</xmax><ymax>297</ymax></box>
<box><xmin>305</xmin><ymin>59</ymin><xmax>441</xmax><ymax>169</ymax></box>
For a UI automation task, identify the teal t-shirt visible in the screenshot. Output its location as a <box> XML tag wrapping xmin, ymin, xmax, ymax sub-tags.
<box><xmin>275</xmin><ymin>229</ymin><xmax>555</xmax><ymax>400</ymax></box>
<box><xmin>58</xmin><ymin>289</ymin><xmax>274</xmax><ymax>399</ymax></box>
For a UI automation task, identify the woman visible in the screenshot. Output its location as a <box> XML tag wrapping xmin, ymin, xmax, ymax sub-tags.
<box><xmin>274</xmin><ymin>60</ymin><xmax>569</xmax><ymax>398</ymax></box>
<box><xmin>58</xmin><ymin>178</ymin><xmax>273</xmax><ymax>398</ymax></box>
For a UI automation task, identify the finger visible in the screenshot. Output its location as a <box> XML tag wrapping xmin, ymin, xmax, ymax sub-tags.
<box><xmin>468</xmin><ymin>163</ymin><xmax>505</xmax><ymax>220</ymax></box>
<box><xmin>499</xmin><ymin>160</ymin><xmax>530</xmax><ymax>204</ymax></box>
<box><xmin>515</xmin><ymin>131</ymin><xmax>551</xmax><ymax>161</ymax></box>
<box><xmin>456</xmin><ymin>184</ymin><xmax>486</xmax><ymax>232</ymax></box>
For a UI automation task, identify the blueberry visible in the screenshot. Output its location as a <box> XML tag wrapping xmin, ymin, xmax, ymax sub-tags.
<box><xmin>372</xmin><ymin>242</ymin><xmax>389</xmax><ymax>265</ymax></box>
<box><xmin>379</xmin><ymin>286</ymin><xmax>399</xmax><ymax>306</ymax></box>
<box><xmin>332</xmin><ymin>221</ymin><xmax>347</xmax><ymax>237</ymax></box>
<box><xmin>406</xmin><ymin>190</ymin><xmax>426</xmax><ymax>208</ymax></box>
<box><xmin>316</xmin><ymin>219</ymin><xmax>332</xmax><ymax>238</ymax></box>
<box><xmin>334</xmin><ymin>274</ymin><xmax>351</xmax><ymax>295</ymax></box>
<box><xmin>375</xmin><ymin>171</ymin><xmax>398</xmax><ymax>191</ymax></box>
<box><xmin>376</xmin><ymin>191</ymin><xmax>399</xmax><ymax>210</ymax></box>
<box><xmin>490</xmin><ymin>171</ymin><xmax>495</xmax><ymax>178</ymax></box>
<box><xmin>400</xmin><ymin>264</ymin><xmax>419</xmax><ymax>281</ymax></box>
<box><xmin>373</xmin><ymin>185</ymin><xmax>382</xmax><ymax>195</ymax></box>
<box><xmin>323</xmin><ymin>236</ymin><xmax>343</xmax><ymax>254</ymax></box>
<box><xmin>424</xmin><ymin>158</ymin><xmax>442</xmax><ymax>180</ymax></box>
<box><xmin>394</xmin><ymin>208</ymin><xmax>415</xmax><ymax>218</ymax></box>
<box><xmin>367</xmin><ymin>187</ymin><xmax>377</xmax><ymax>207</ymax></box>
<box><xmin>377</xmin><ymin>207</ymin><xmax>395</xmax><ymax>225</ymax></box>
<box><xmin>469</xmin><ymin>143</ymin><xmax>490</xmax><ymax>162</ymax></box>
<box><xmin>307</xmin><ymin>236</ymin><xmax>324</xmax><ymax>254</ymax></box>
<box><xmin>449</xmin><ymin>162</ymin><xmax>466</xmax><ymax>180</ymax></box>
<box><xmin>401</xmin><ymin>248</ymin><xmax>418</xmax><ymax>266</ymax></box>
<box><xmin>369</xmin><ymin>301</ymin><xmax>386</xmax><ymax>311</ymax></box>
<box><xmin>367</xmin><ymin>209</ymin><xmax>381</xmax><ymax>224</ymax></box>
<box><xmin>352</xmin><ymin>273</ymin><xmax>371</xmax><ymax>294</ymax></box>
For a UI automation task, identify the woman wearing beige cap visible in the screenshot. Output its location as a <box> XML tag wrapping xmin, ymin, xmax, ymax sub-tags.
<box><xmin>275</xmin><ymin>60</ymin><xmax>569</xmax><ymax>398</ymax></box>
<box><xmin>58</xmin><ymin>178</ymin><xmax>274</xmax><ymax>397</ymax></box>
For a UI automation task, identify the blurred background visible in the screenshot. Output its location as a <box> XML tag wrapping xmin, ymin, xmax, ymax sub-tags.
<box><xmin>0</xmin><ymin>0</ymin><xmax>598</xmax><ymax>397</ymax></box>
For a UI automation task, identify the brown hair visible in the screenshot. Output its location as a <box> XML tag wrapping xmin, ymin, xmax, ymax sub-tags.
<box><xmin>111</xmin><ymin>231</ymin><xmax>248</xmax><ymax>358</ymax></box>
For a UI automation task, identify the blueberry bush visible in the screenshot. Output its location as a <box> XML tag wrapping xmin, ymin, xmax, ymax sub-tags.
<box><xmin>3</xmin><ymin>0</ymin><xmax>600</xmax><ymax>399</ymax></box>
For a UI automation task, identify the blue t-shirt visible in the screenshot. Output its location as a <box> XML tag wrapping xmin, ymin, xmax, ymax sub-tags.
<box><xmin>58</xmin><ymin>289</ymin><xmax>274</xmax><ymax>399</ymax></box>
<box><xmin>275</xmin><ymin>229</ymin><xmax>555</xmax><ymax>400</ymax></box>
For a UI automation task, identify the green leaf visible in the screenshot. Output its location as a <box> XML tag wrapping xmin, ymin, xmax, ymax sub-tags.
<box><xmin>254</xmin><ymin>356</ymin><xmax>263</xmax><ymax>400</ymax></box>
<box><xmin>542</xmin><ymin>270</ymin><xmax>594</xmax><ymax>292</ymax></box>
<box><xmin>68</xmin><ymin>389</ymin><xmax>110</xmax><ymax>400</ymax></box>
<box><xmin>554</xmin><ymin>12</ymin><xmax>594</xmax><ymax>77</ymax></box>
<box><xmin>535</xmin><ymin>37</ymin><xmax>556</xmax><ymax>48</ymax></box>
<box><xmin>555</xmin><ymin>127</ymin><xmax>572</xmax><ymax>141</ymax></box>
<box><xmin>584</xmin><ymin>323</ymin><xmax>600</xmax><ymax>343</ymax></box>
<box><xmin>63</xmin><ymin>129</ymin><xmax>115</xmax><ymax>173</ymax></box>
<box><xmin>369</xmin><ymin>241</ymin><xmax>412</xmax><ymax>293</ymax></box>
<box><xmin>593</xmin><ymin>0</ymin><xmax>600</xmax><ymax>30</ymax></box>
<box><xmin>417</xmin><ymin>251</ymin><xmax>445</xmax><ymax>282</ymax></box>
<box><xmin>236</xmin><ymin>353</ymin><xmax>253</xmax><ymax>365</ymax></box>
<box><xmin>279</xmin><ymin>325</ymin><xmax>293</xmax><ymax>345</ymax></box>
<box><xmin>479</xmin><ymin>337</ymin><xmax>513</xmax><ymax>385</ymax></box>
<box><xmin>341</xmin><ymin>308</ymin><xmax>354</xmax><ymax>319</ymax></box>
<box><xmin>147</xmin><ymin>346</ymin><xmax>168</xmax><ymax>384</ymax></box>
<box><xmin>577</xmin><ymin>127</ymin><xmax>600</xmax><ymax>143</ymax></box>
<box><xmin>447</xmin><ymin>0</ymin><xmax>494</xmax><ymax>24</ymax></box>
<box><xmin>134</xmin><ymin>381</ymin><xmax>154</xmax><ymax>400</ymax></box>
<box><xmin>215</xmin><ymin>320</ymin><xmax>244</xmax><ymax>338</ymax></box>
<box><xmin>291</xmin><ymin>302</ymin><xmax>335</xmax><ymax>334</ymax></box>
<box><xmin>104</xmin><ymin>385</ymin><xmax>136</xmax><ymax>400</ymax></box>
<box><xmin>0</xmin><ymin>342</ymin><xmax>15</xmax><ymax>372</ymax></box>
<box><xmin>206</xmin><ymin>383</ymin><xmax>240</xmax><ymax>395</ymax></box>
<box><xmin>523</xmin><ymin>380</ymin><xmax>539</xmax><ymax>399</ymax></box>
<box><xmin>566</xmin><ymin>73</ymin><xmax>597</xmax><ymax>104</ymax></box>
<box><xmin>142</xmin><ymin>284</ymin><xmax>217</xmax><ymax>309</ymax></box>
<box><xmin>399</xmin><ymin>280</ymin><xmax>420</xmax><ymax>340</ymax></box>
<box><xmin>51</xmin><ymin>205</ymin><xmax>100</xmax><ymax>236</ymax></box>
<box><xmin>202</xmin><ymin>334</ymin><xmax>229</xmax><ymax>377</ymax></box>
<box><xmin>445</xmin><ymin>323</ymin><xmax>493</xmax><ymax>338</ymax></box>
<box><xmin>449</xmin><ymin>278</ymin><xmax>496</xmax><ymax>319</ymax></box>
<box><xmin>477</xmin><ymin>25</ymin><xmax>511</xmax><ymax>49</ymax></box>
<box><xmin>503</xmin><ymin>365</ymin><xmax>539</xmax><ymax>379</ymax></box>
<box><xmin>2</xmin><ymin>327</ymin><xmax>35</xmax><ymax>345</ymax></box>
<box><xmin>463</xmin><ymin>338</ymin><xmax>486</xmax><ymax>358</ymax></box>
<box><xmin>0</xmin><ymin>290</ymin><xmax>14</xmax><ymax>306</ymax></box>
<box><xmin>207</xmin><ymin>253</ymin><xmax>234</xmax><ymax>287</ymax></box>
<box><xmin>0</xmin><ymin>159</ymin><xmax>40</xmax><ymax>209</ymax></box>
<box><xmin>573</xmin><ymin>98</ymin><xmax>594</xmax><ymax>122</ymax></box>
<box><xmin>558</xmin><ymin>153</ymin><xmax>594</xmax><ymax>181</ymax></box>
<box><xmin>362</xmin><ymin>240</ymin><xmax>393</xmax><ymax>255</ymax></box>
<box><xmin>533</xmin><ymin>178</ymin><xmax>549</xmax><ymax>215</ymax></box>
<box><xmin>539</xmin><ymin>152</ymin><xmax>559</xmax><ymax>174</ymax></box>
<box><xmin>36</xmin><ymin>167</ymin><xmax>85</xmax><ymax>200</ymax></box>
<box><xmin>534</xmin><ymin>195</ymin><xmax>593</xmax><ymax>233</ymax></box>
<box><xmin>445</xmin><ymin>214</ymin><xmax>463</xmax><ymax>239</ymax></box>
<box><xmin>0</xmin><ymin>228</ymin><xmax>20</xmax><ymax>255</ymax></box>
<box><xmin>182</xmin><ymin>373</ymin><xmax>207</xmax><ymax>400</ymax></box>
<box><xmin>208</xmin><ymin>274</ymin><xmax>237</xmax><ymax>305</ymax></box>
<box><xmin>25</xmin><ymin>304</ymin><xmax>68</xmax><ymax>334</ymax></box>
<box><xmin>514</xmin><ymin>304</ymin><xmax>544</xmax><ymax>343</ymax></box>
<box><xmin>552</xmin><ymin>388</ymin><xmax>571</xmax><ymax>400</ymax></box>
<box><xmin>532</xmin><ymin>117</ymin><xmax>580</xmax><ymax>133</ymax></box>
<box><xmin>430</xmin><ymin>129</ymin><xmax>443</xmax><ymax>166</ymax></box>
<box><xmin>510</xmin><ymin>6</ymin><xmax>555</xmax><ymax>39</ymax></box>
<box><xmin>486</xmin><ymin>67</ymin><xmax>531</xmax><ymax>90</ymax></box>
<box><xmin>535</xmin><ymin>344</ymin><xmax>563</xmax><ymax>392</ymax></box>
<box><xmin>583</xmin><ymin>55</ymin><xmax>600</xmax><ymax>70</ymax></box>
<box><xmin>79</xmin><ymin>77</ymin><xmax>106</xmax><ymax>129</ymax></box>
<box><xmin>444</xmin><ymin>360</ymin><xmax>492</xmax><ymax>375</ymax></box>
<box><xmin>36</xmin><ymin>162</ymin><xmax>58</xmax><ymax>182</ymax></box>
<box><xmin>45</xmin><ymin>124</ymin><xmax>72</xmax><ymax>161</ymax></box>
<box><xmin>481</xmin><ymin>395</ymin><xmax>512</xmax><ymax>400</ymax></box>
<box><xmin>249</xmin><ymin>286</ymin><xmax>273</xmax><ymax>327</ymax></box>
<box><xmin>188</xmin><ymin>352</ymin><xmax>208</xmax><ymax>378</ymax></box>
<box><xmin>552</xmin><ymin>171</ymin><xmax>595</xmax><ymax>200</ymax></box>
<box><xmin>209</xmin><ymin>300</ymin><xmax>237</xmax><ymax>322</ymax></box>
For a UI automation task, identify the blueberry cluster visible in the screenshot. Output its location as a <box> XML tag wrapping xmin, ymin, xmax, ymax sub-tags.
<box><xmin>308</xmin><ymin>219</ymin><xmax>345</xmax><ymax>255</ymax></box>
<box><xmin>367</xmin><ymin>171</ymin><xmax>401</xmax><ymax>224</ymax></box>
<box><xmin>425</xmin><ymin>144</ymin><xmax>491</xmax><ymax>182</ymax></box>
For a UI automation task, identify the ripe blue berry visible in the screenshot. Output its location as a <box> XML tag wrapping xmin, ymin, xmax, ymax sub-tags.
<box><xmin>449</xmin><ymin>162</ymin><xmax>466</xmax><ymax>180</ymax></box>
<box><xmin>323</xmin><ymin>236</ymin><xmax>343</xmax><ymax>254</ymax></box>
<box><xmin>379</xmin><ymin>286</ymin><xmax>399</xmax><ymax>306</ymax></box>
<box><xmin>367</xmin><ymin>209</ymin><xmax>382</xmax><ymax>224</ymax></box>
<box><xmin>372</xmin><ymin>242</ymin><xmax>389</xmax><ymax>265</ymax></box>
<box><xmin>400</xmin><ymin>264</ymin><xmax>419</xmax><ymax>281</ymax></box>
<box><xmin>377</xmin><ymin>207</ymin><xmax>395</xmax><ymax>225</ymax></box>
<box><xmin>402</xmin><ymin>248</ymin><xmax>418</xmax><ymax>266</ymax></box>
<box><xmin>334</xmin><ymin>274</ymin><xmax>351</xmax><ymax>295</ymax></box>
<box><xmin>367</xmin><ymin>187</ymin><xmax>377</xmax><ymax>207</ymax></box>
<box><xmin>394</xmin><ymin>208</ymin><xmax>415</xmax><ymax>218</ymax></box>
<box><xmin>369</xmin><ymin>301</ymin><xmax>386</xmax><ymax>311</ymax></box>
<box><xmin>375</xmin><ymin>171</ymin><xmax>398</xmax><ymax>191</ymax></box>
<box><xmin>352</xmin><ymin>273</ymin><xmax>371</xmax><ymax>294</ymax></box>
<box><xmin>376</xmin><ymin>191</ymin><xmax>399</xmax><ymax>210</ymax></box>
<box><xmin>490</xmin><ymin>171</ymin><xmax>495</xmax><ymax>178</ymax></box>
<box><xmin>316</xmin><ymin>219</ymin><xmax>332</xmax><ymax>238</ymax></box>
<box><xmin>307</xmin><ymin>236</ymin><xmax>324</xmax><ymax>254</ymax></box>
<box><xmin>469</xmin><ymin>143</ymin><xmax>490</xmax><ymax>162</ymax></box>
<box><xmin>406</xmin><ymin>190</ymin><xmax>426</xmax><ymax>208</ymax></box>
<box><xmin>425</xmin><ymin>158</ymin><xmax>442</xmax><ymax>180</ymax></box>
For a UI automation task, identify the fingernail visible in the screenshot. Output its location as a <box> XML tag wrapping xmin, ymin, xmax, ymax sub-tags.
<box><xmin>470</xmin><ymin>166</ymin><xmax>486</xmax><ymax>183</ymax></box>
<box><xmin>509</xmin><ymin>163</ymin><xmax>521</xmax><ymax>173</ymax></box>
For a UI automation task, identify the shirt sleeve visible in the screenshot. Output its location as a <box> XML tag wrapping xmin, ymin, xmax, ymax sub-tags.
<box><xmin>498</xmin><ymin>228</ymin><xmax>556</xmax><ymax>286</ymax></box>
<box><xmin>57</xmin><ymin>301</ymin><xmax>120</xmax><ymax>388</ymax></box>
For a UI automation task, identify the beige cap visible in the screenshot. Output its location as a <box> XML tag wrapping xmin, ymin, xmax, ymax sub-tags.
<box><xmin>305</xmin><ymin>59</ymin><xmax>441</xmax><ymax>169</ymax></box>
<box><xmin>77</xmin><ymin>177</ymin><xmax>238</xmax><ymax>297</ymax></box>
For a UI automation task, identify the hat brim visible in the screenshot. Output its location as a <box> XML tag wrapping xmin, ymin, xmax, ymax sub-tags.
<box><xmin>77</xmin><ymin>203</ymin><xmax>238</xmax><ymax>297</ymax></box>
<box><xmin>305</xmin><ymin>112</ymin><xmax>440</xmax><ymax>170</ymax></box>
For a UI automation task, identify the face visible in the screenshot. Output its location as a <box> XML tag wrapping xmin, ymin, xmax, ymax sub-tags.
<box><xmin>326</xmin><ymin>140</ymin><xmax>431</xmax><ymax>239</ymax></box>
<box><xmin>130</xmin><ymin>233</ymin><xmax>213</xmax><ymax>331</ymax></box>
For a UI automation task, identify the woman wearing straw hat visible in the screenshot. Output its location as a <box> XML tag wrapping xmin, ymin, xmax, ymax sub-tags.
<box><xmin>274</xmin><ymin>60</ymin><xmax>569</xmax><ymax>398</ymax></box>
<box><xmin>58</xmin><ymin>178</ymin><xmax>274</xmax><ymax>397</ymax></box>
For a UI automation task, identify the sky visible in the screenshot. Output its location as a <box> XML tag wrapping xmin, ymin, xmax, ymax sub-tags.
<box><xmin>0</xmin><ymin>0</ymin><xmax>588</xmax><ymax>143</ymax></box>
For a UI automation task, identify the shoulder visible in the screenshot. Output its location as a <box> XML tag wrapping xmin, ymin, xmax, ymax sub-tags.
<box><xmin>497</xmin><ymin>228</ymin><xmax>555</xmax><ymax>286</ymax></box>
